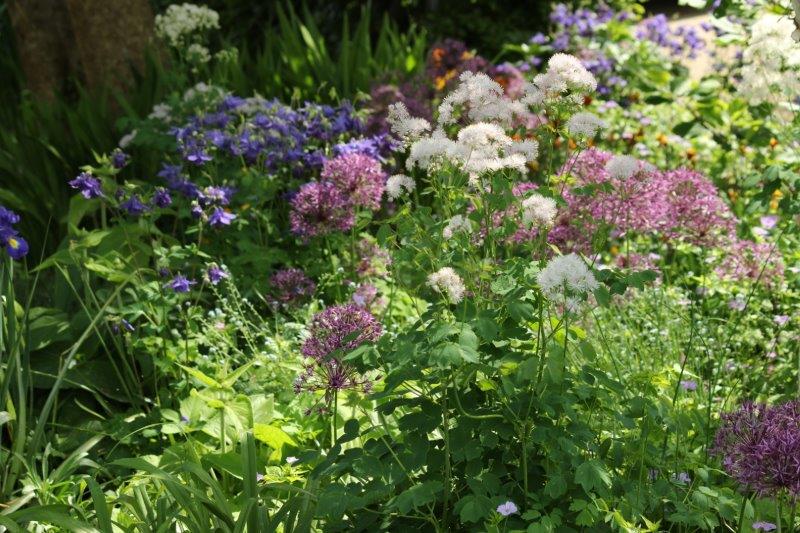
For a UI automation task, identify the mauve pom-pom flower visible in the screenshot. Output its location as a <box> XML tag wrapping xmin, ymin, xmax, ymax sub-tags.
<box><xmin>269</xmin><ymin>268</ymin><xmax>316</xmax><ymax>305</ymax></box>
<box><xmin>321</xmin><ymin>153</ymin><xmax>386</xmax><ymax>211</ymax></box>
<box><xmin>289</xmin><ymin>181</ymin><xmax>354</xmax><ymax>238</ymax></box>
<box><xmin>752</xmin><ymin>522</ymin><xmax>777</xmax><ymax>532</ymax></box>
<box><xmin>712</xmin><ymin>400</ymin><xmax>800</xmax><ymax>496</ymax></box>
<box><xmin>301</xmin><ymin>304</ymin><xmax>382</xmax><ymax>361</ymax></box>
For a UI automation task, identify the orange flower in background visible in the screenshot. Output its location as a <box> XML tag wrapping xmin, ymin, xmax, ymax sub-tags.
<box><xmin>727</xmin><ymin>188</ymin><xmax>738</xmax><ymax>202</ymax></box>
<box><xmin>770</xmin><ymin>189</ymin><xmax>783</xmax><ymax>211</ymax></box>
<box><xmin>769</xmin><ymin>138</ymin><xmax>778</xmax><ymax>149</ymax></box>
<box><xmin>431</xmin><ymin>47</ymin><xmax>445</xmax><ymax>65</ymax></box>
<box><xmin>686</xmin><ymin>147</ymin><xmax>697</xmax><ymax>161</ymax></box>
<box><xmin>568</xmin><ymin>138</ymin><xmax>577</xmax><ymax>150</ymax></box>
<box><xmin>610</xmin><ymin>245</ymin><xmax>620</xmax><ymax>256</ymax></box>
<box><xmin>657</xmin><ymin>134</ymin><xmax>668</xmax><ymax>145</ymax></box>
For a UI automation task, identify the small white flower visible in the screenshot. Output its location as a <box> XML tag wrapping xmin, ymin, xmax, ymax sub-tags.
<box><xmin>286</xmin><ymin>456</ymin><xmax>299</xmax><ymax>465</ymax></box>
<box><xmin>385</xmin><ymin>174</ymin><xmax>415</xmax><ymax>200</ymax></box>
<box><xmin>427</xmin><ymin>267</ymin><xmax>466</xmax><ymax>304</ymax></box>
<box><xmin>521</xmin><ymin>194</ymin><xmax>557</xmax><ymax>227</ymax></box>
<box><xmin>443</xmin><ymin>214</ymin><xmax>472</xmax><ymax>239</ymax></box>
<box><xmin>526</xmin><ymin>53</ymin><xmax>597</xmax><ymax>104</ymax></box>
<box><xmin>567</xmin><ymin>112</ymin><xmax>606</xmax><ymax>137</ymax></box>
<box><xmin>186</xmin><ymin>43</ymin><xmax>211</xmax><ymax>64</ymax></box>
<box><xmin>537</xmin><ymin>253</ymin><xmax>598</xmax><ymax>301</ymax></box>
<box><xmin>119</xmin><ymin>129</ymin><xmax>137</xmax><ymax>148</ymax></box>
<box><xmin>148</xmin><ymin>103</ymin><xmax>172</xmax><ymax>121</ymax></box>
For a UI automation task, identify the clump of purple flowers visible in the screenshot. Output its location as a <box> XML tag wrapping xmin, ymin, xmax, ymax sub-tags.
<box><xmin>715</xmin><ymin>239</ymin><xmax>785</xmax><ymax>288</ymax></box>
<box><xmin>0</xmin><ymin>206</ymin><xmax>28</xmax><ymax>260</ymax></box>
<box><xmin>549</xmin><ymin>149</ymin><xmax>735</xmax><ymax>252</ymax></box>
<box><xmin>320</xmin><ymin>154</ymin><xmax>386</xmax><ymax>211</ymax></box>
<box><xmin>712</xmin><ymin>400</ymin><xmax>800</xmax><ymax>496</ymax></box>
<box><xmin>637</xmin><ymin>14</ymin><xmax>706</xmax><ymax>59</ymax></box>
<box><xmin>301</xmin><ymin>304</ymin><xmax>382</xmax><ymax>361</ymax></box>
<box><xmin>289</xmin><ymin>181</ymin><xmax>355</xmax><ymax>238</ymax></box>
<box><xmin>295</xmin><ymin>304</ymin><xmax>382</xmax><ymax>402</ymax></box>
<box><xmin>269</xmin><ymin>268</ymin><xmax>316</xmax><ymax>306</ymax></box>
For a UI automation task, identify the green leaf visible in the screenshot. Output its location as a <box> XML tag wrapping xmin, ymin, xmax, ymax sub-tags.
<box><xmin>575</xmin><ymin>460</ymin><xmax>611</xmax><ymax>494</ymax></box>
<box><xmin>253</xmin><ymin>423</ymin><xmax>297</xmax><ymax>459</ymax></box>
<box><xmin>179</xmin><ymin>365</ymin><xmax>221</xmax><ymax>388</ymax></box>
<box><xmin>391</xmin><ymin>481</ymin><xmax>442</xmax><ymax>513</ymax></box>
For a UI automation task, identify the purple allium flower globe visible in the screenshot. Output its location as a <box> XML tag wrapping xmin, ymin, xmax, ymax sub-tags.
<box><xmin>269</xmin><ymin>268</ymin><xmax>316</xmax><ymax>306</ymax></box>
<box><xmin>713</xmin><ymin>401</ymin><xmax>800</xmax><ymax>496</ymax></box>
<box><xmin>301</xmin><ymin>304</ymin><xmax>382</xmax><ymax>361</ymax></box>
<box><xmin>321</xmin><ymin>153</ymin><xmax>386</xmax><ymax>211</ymax></box>
<box><xmin>289</xmin><ymin>181</ymin><xmax>355</xmax><ymax>238</ymax></box>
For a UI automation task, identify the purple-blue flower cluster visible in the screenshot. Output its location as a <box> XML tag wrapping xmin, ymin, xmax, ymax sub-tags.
<box><xmin>0</xmin><ymin>206</ymin><xmax>28</xmax><ymax>260</ymax></box>
<box><xmin>170</xmin><ymin>97</ymin><xmax>369</xmax><ymax>176</ymax></box>
<box><xmin>523</xmin><ymin>4</ymin><xmax>706</xmax><ymax>96</ymax></box>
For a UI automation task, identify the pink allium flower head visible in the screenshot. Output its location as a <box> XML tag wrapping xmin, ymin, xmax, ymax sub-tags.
<box><xmin>269</xmin><ymin>268</ymin><xmax>316</xmax><ymax>306</ymax></box>
<box><xmin>301</xmin><ymin>304</ymin><xmax>382</xmax><ymax>361</ymax></box>
<box><xmin>550</xmin><ymin>149</ymin><xmax>737</xmax><ymax>253</ymax></box>
<box><xmin>289</xmin><ymin>181</ymin><xmax>354</xmax><ymax>238</ymax></box>
<box><xmin>321</xmin><ymin>153</ymin><xmax>386</xmax><ymax>211</ymax></box>
<box><xmin>356</xmin><ymin>238</ymin><xmax>393</xmax><ymax>278</ymax></box>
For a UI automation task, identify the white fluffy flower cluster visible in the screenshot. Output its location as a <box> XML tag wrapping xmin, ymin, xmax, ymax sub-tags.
<box><xmin>537</xmin><ymin>253</ymin><xmax>598</xmax><ymax>303</ymax></box>
<box><xmin>186</xmin><ymin>43</ymin><xmax>212</xmax><ymax>64</ymax></box>
<box><xmin>387</xmin><ymin>102</ymin><xmax>432</xmax><ymax>143</ymax></box>
<box><xmin>427</xmin><ymin>267</ymin><xmax>466</xmax><ymax>304</ymax></box>
<box><xmin>524</xmin><ymin>53</ymin><xmax>597</xmax><ymax>105</ymax></box>
<box><xmin>521</xmin><ymin>194</ymin><xmax>557</xmax><ymax>227</ymax></box>
<box><xmin>739</xmin><ymin>14</ymin><xmax>800</xmax><ymax>105</ymax></box>
<box><xmin>567</xmin><ymin>112</ymin><xmax>606</xmax><ymax>137</ymax></box>
<box><xmin>604</xmin><ymin>155</ymin><xmax>654</xmax><ymax>180</ymax></box>
<box><xmin>443</xmin><ymin>214</ymin><xmax>473</xmax><ymax>239</ymax></box>
<box><xmin>438</xmin><ymin>71</ymin><xmax>528</xmax><ymax>127</ymax></box>
<box><xmin>155</xmin><ymin>3</ymin><xmax>220</xmax><ymax>48</ymax></box>
<box><xmin>385</xmin><ymin>174</ymin><xmax>416</xmax><ymax>200</ymax></box>
<box><xmin>395</xmin><ymin>72</ymin><xmax>539</xmax><ymax>178</ymax></box>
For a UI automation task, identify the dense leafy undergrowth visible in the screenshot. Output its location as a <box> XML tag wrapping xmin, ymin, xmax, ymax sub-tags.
<box><xmin>1</xmin><ymin>1</ymin><xmax>800</xmax><ymax>531</ymax></box>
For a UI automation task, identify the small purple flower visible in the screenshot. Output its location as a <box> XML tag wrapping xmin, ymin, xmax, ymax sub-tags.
<box><xmin>728</xmin><ymin>298</ymin><xmax>746</xmax><ymax>312</ymax></box>
<box><xmin>166</xmin><ymin>274</ymin><xmax>196</xmax><ymax>293</ymax></box>
<box><xmin>671</xmin><ymin>472</ymin><xmax>691</xmax><ymax>485</ymax></box>
<box><xmin>496</xmin><ymin>501</ymin><xmax>518</xmax><ymax>516</ymax></box>
<box><xmin>111</xmin><ymin>149</ymin><xmax>130</xmax><ymax>169</ymax></box>
<box><xmin>774</xmin><ymin>315</ymin><xmax>790</xmax><ymax>326</ymax></box>
<box><xmin>120</xmin><ymin>194</ymin><xmax>149</xmax><ymax>216</ymax></box>
<box><xmin>760</xmin><ymin>215</ymin><xmax>778</xmax><ymax>230</ymax></box>
<box><xmin>206</xmin><ymin>264</ymin><xmax>228</xmax><ymax>285</ymax></box>
<box><xmin>208</xmin><ymin>207</ymin><xmax>236</xmax><ymax>227</ymax></box>
<box><xmin>152</xmin><ymin>187</ymin><xmax>172</xmax><ymax>208</ymax></box>
<box><xmin>680</xmin><ymin>380</ymin><xmax>698</xmax><ymax>392</ymax></box>
<box><xmin>69</xmin><ymin>172</ymin><xmax>103</xmax><ymax>199</ymax></box>
<box><xmin>753</xmin><ymin>521</ymin><xmax>777</xmax><ymax>531</ymax></box>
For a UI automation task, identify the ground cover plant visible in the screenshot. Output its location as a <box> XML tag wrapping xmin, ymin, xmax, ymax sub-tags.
<box><xmin>1</xmin><ymin>1</ymin><xmax>800</xmax><ymax>531</ymax></box>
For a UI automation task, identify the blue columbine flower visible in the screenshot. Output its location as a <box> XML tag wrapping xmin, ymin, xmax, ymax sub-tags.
<box><xmin>166</xmin><ymin>274</ymin><xmax>196</xmax><ymax>293</ymax></box>
<box><xmin>69</xmin><ymin>172</ymin><xmax>103</xmax><ymax>199</ymax></box>
<box><xmin>208</xmin><ymin>207</ymin><xmax>236</xmax><ymax>227</ymax></box>
<box><xmin>206</xmin><ymin>264</ymin><xmax>228</xmax><ymax>285</ymax></box>
<box><xmin>0</xmin><ymin>206</ymin><xmax>28</xmax><ymax>260</ymax></box>
<box><xmin>111</xmin><ymin>149</ymin><xmax>130</xmax><ymax>169</ymax></box>
<box><xmin>152</xmin><ymin>187</ymin><xmax>172</xmax><ymax>208</ymax></box>
<box><xmin>120</xmin><ymin>194</ymin><xmax>148</xmax><ymax>216</ymax></box>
